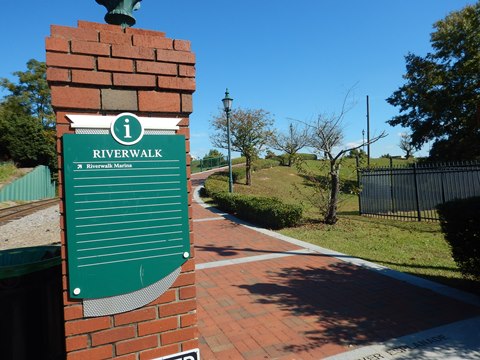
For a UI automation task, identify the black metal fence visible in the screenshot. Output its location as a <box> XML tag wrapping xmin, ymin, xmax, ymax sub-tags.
<box><xmin>358</xmin><ymin>160</ymin><xmax>480</xmax><ymax>221</ymax></box>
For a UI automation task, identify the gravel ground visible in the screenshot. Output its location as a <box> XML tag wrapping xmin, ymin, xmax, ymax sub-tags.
<box><xmin>0</xmin><ymin>205</ymin><xmax>60</xmax><ymax>250</ymax></box>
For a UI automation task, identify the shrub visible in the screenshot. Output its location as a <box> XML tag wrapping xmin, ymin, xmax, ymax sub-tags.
<box><xmin>233</xmin><ymin>195</ymin><xmax>302</xmax><ymax>229</ymax></box>
<box><xmin>437</xmin><ymin>197</ymin><xmax>480</xmax><ymax>281</ymax></box>
<box><xmin>296</xmin><ymin>153</ymin><xmax>318</xmax><ymax>161</ymax></box>
<box><xmin>252</xmin><ymin>158</ymin><xmax>280</xmax><ymax>171</ymax></box>
<box><xmin>232</xmin><ymin>156</ymin><xmax>246</xmax><ymax>165</ymax></box>
<box><xmin>203</xmin><ymin>176</ymin><xmax>227</xmax><ymax>196</ymax></box>
<box><xmin>212</xmin><ymin>191</ymin><xmax>239</xmax><ymax>213</ymax></box>
<box><xmin>204</xmin><ymin>174</ymin><xmax>302</xmax><ymax>229</ymax></box>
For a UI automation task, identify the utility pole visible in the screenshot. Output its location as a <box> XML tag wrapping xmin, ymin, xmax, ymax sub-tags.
<box><xmin>366</xmin><ymin>95</ymin><xmax>371</xmax><ymax>167</ymax></box>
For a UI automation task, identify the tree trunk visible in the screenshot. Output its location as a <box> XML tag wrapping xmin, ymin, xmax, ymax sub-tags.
<box><xmin>246</xmin><ymin>156</ymin><xmax>252</xmax><ymax>185</ymax></box>
<box><xmin>325</xmin><ymin>164</ymin><xmax>340</xmax><ymax>225</ymax></box>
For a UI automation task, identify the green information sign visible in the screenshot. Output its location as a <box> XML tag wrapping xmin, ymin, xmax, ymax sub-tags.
<box><xmin>63</xmin><ymin>130</ymin><xmax>190</xmax><ymax>299</ymax></box>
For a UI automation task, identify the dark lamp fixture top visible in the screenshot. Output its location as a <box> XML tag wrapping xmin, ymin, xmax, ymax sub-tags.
<box><xmin>96</xmin><ymin>0</ymin><xmax>142</xmax><ymax>28</ymax></box>
<box><xmin>222</xmin><ymin>89</ymin><xmax>233</xmax><ymax>112</ymax></box>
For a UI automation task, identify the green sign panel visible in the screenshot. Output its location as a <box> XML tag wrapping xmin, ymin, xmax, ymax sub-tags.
<box><xmin>63</xmin><ymin>130</ymin><xmax>189</xmax><ymax>299</ymax></box>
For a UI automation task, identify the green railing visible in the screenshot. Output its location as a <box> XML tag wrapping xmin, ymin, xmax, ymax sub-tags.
<box><xmin>0</xmin><ymin>165</ymin><xmax>56</xmax><ymax>201</ymax></box>
<box><xmin>191</xmin><ymin>156</ymin><xmax>228</xmax><ymax>173</ymax></box>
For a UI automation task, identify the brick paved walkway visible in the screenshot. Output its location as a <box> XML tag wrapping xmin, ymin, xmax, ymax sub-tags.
<box><xmin>191</xmin><ymin>170</ymin><xmax>480</xmax><ymax>359</ymax></box>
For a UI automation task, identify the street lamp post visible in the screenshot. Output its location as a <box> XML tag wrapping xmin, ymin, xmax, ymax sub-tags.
<box><xmin>222</xmin><ymin>89</ymin><xmax>234</xmax><ymax>193</ymax></box>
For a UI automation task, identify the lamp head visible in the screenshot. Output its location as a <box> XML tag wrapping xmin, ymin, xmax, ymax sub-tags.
<box><xmin>96</xmin><ymin>0</ymin><xmax>142</xmax><ymax>28</ymax></box>
<box><xmin>222</xmin><ymin>88</ymin><xmax>233</xmax><ymax>113</ymax></box>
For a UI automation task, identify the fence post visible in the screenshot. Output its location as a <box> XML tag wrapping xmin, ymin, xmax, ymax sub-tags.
<box><xmin>356</xmin><ymin>156</ymin><xmax>362</xmax><ymax>215</ymax></box>
<box><xmin>413</xmin><ymin>163</ymin><xmax>421</xmax><ymax>221</ymax></box>
<box><xmin>390</xmin><ymin>157</ymin><xmax>395</xmax><ymax>214</ymax></box>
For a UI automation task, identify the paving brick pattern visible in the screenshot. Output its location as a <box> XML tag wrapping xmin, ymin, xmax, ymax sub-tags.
<box><xmin>192</xmin><ymin>171</ymin><xmax>480</xmax><ymax>359</ymax></box>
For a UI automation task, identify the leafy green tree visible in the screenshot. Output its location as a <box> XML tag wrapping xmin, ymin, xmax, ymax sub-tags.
<box><xmin>0</xmin><ymin>102</ymin><xmax>55</xmax><ymax>167</ymax></box>
<box><xmin>346</xmin><ymin>148</ymin><xmax>367</xmax><ymax>159</ymax></box>
<box><xmin>387</xmin><ymin>3</ymin><xmax>480</xmax><ymax>160</ymax></box>
<box><xmin>203</xmin><ymin>149</ymin><xmax>224</xmax><ymax>159</ymax></box>
<box><xmin>0</xmin><ymin>59</ymin><xmax>56</xmax><ymax>169</ymax></box>
<box><xmin>210</xmin><ymin>108</ymin><xmax>274</xmax><ymax>185</ymax></box>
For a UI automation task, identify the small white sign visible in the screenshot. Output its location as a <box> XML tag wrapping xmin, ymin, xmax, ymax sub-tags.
<box><xmin>156</xmin><ymin>349</ymin><xmax>200</xmax><ymax>360</ymax></box>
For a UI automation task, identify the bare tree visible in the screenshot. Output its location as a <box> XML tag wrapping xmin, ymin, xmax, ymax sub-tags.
<box><xmin>399</xmin><ymin>133</ymin><xmax>415</xmax><ymax>159</ymax></box>
<box><xmin>270</xmin><ymin>123</ymin><xmax>309</xmax><ymax>166</ymax></box>
<box><xmin>304</xmin><ymin>94</ymin><xmax>387</xmax><ymax>224</ymax></box>
<box><xmin>210</xmin><ymin>108</ymin><xmax>274</xmax><ymax>185</ymax></box>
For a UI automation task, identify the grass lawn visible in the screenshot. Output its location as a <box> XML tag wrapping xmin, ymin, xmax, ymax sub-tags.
<box><xmin>228</xmin><ymin>158</ymin><xmax>479</xmax><ymax>295</ymax></box>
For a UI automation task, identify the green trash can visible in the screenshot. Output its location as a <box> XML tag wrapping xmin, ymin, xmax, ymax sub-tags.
<box><xmin>0</xmin><ymin>246</ymin><xmax>65</xmax><ymax>360</ymax></box>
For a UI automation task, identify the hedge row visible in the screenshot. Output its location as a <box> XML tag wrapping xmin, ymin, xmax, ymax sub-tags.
<box><xmin>209</xmin><ymin>191</ymin><xmax>302</xmax><ymax>229</ymax></box>
<box><xmin>437</xmin><ymin>197</ymin><xmax>480</xmax><ymax>281</ymax></box>
<box><xmin>203</xmin><ymin>172</ymin><xmax>302</xmax><ymax>229</ymax></box>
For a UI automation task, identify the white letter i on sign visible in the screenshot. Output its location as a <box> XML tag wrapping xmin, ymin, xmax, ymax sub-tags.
<box><xmin>124</xmin><ymin>119</ymin><xmax>132</xmax><ymax>139</ymax></box>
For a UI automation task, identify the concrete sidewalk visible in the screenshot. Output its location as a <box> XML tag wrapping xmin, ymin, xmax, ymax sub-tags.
<box><xmin>191</xmin><ymin>171</ymin><xmax>480</xmax><ymax>359</ymax></box>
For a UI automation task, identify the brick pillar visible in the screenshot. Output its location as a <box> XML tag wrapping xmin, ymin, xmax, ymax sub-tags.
<box><xmin>46</xmin><ymin>21</ymin><xmax>197</xmax><ymax>359</ymax></box>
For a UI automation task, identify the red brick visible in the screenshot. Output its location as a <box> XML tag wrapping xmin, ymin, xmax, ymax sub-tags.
<box><xmin>64</xmin><ymin>305</ymin><xmax>83</xmax><ymax>321</ymax></box>
<box><xmin>115</xmin><ymin>355</ymin><xmax>137</xmax><ymax>360</ymax></box>
<box><xmin>46</xmin><ymin>37</ymin><xmax>69</xmax><ymax>52</ymax></box>
<box><xmin>112</xmin><ymin>44</ymin><xmax>155</xmax><ymax>60</ymax></box>
<box><xmin>114</xmin><ymin>307</ymin><xmax>157</xmax><ymax>326</ymax></box>
<box><xmin>158</xmin><ymin>289</ymin><xmax>177</xmax><ymax>304</ymax></box>
<box><xmin>71</xmin><ymin>40</ymin><xmax>111</xmax><ymax>56</ymax></box>
<box><xmin>65</xmin><ymin>335</ymin><xmax>88</xmax><ymax>352</ymax></box>
<box><xmin>172</xmin><ymin>272</ymin><xmax>195</xmax><ymax>288</ymax></box>
<box><xmin>181</xmin><ymin>259</ymin><xmax>195</xmax><ymax>273</ymax></box>
<box><xmin>180</xmin><ymin>313</ymin><xmax>197</xmax><ymax>328</ymax></box>
<box><xmin>116</xmin><ymin>335</ymin><xmax>158</xmax><ymax>355</ymax></box>
<box><xmin>139</xmin><ymin>344</ymin><xmax>179</xmax><ymax>360</ymax></box>
<box><xmin>158</xmin><ymin>76</ymin><xmax>195</xmax><ymax>92</ymax></box>
<box><xmin>133</xmin><ymin>35</ymin><xmax>173</xmax><ymax>49</ymax></box>
<box><xmin>181</xmin><ymin>94</ymin><xmax>193</xmax><ymax>114</ymax></box>
<box><xmin>138</xmin><ymin>91</ymin><xmax>180</xmax><ymax>112</ymax></box>
<box><xmin>47</xmin><ymin>68</ymin><xmax>70</xmax><ymax>82</ymax></box>
<box><xmin>179</xmin><ymin>65</ymin><xmax>195</xmax><ymax>77</ymax></box>
<box><xmin>157</xmin><ymin>49</ymin><xmax>195</xmax><ymax>64</ymax></box>
<box><xmin>98</xmin><ymin>57</ymin><xmax>133</xmax><ymax>73</ymax></box>
<box><xmin>177</xmin><ymin>127</ymin><xmax>190</xmax><ymax>139</ymax></box>
<box><xmin>51</xmin><ymin>87</ymin><xmax>100</xmax><ymax>110</ymax></box>
<box><xmin>159</xmin><ymin>299</ymin><xmax>196</xmax><ymax>317</ymax></box>
<box><xmin>47</xmin><ymin>53</ymin><xmax>95</xmax><ymax>70</ymax></box>
<box><xmin>136</xmin><ymin>61</ymin><xmax>177</xmax><ymax>75</ymax></box>
<box><xmin>138</xmin><ymin>317</ymin><xmax>178</xmax><ymax>336</ymax></box>
<box><xmin>179</xmin><ymin>286</ymin><xmax>196</xmax><ymax>300</ymax></box>
<box><xmin>182</xmin><ymin>339</ymin><xmax>199</xmax><ymax>352</ymax></box>
<box><xmin>91</xmin><ymin>326</ymin><xmax>136</xmax><ymax>346</ymax></box>
<box><xmin>78</xmin><ymin>20</ymin><xmax>122</xmax><ymax>33</ymax></box>
<box><xmin>56</xmin><ymin>111</ymin><xmax>96</xmax><ymax>126</ymax></box>
<box><xmin>100</xmin><ymin>31</ymin><xmax>132</xmax><ymax>45</ymax></box>
<box><xmin>65</xmin><ymin>317</ymin><xmax>111</xmax><ymax>336</ymax></box>
<box><xmin>126</xmin><ymin>28</ymin><xmax>166</xmax><ymax>37</ymax></box>
<box><xmin>67</xmin><ymin>345</ymin><xmax>112</xmax><ymax>360</ymax></box>
<box><xmin>113</xmin><ymin>73</ymin><xmax>156</xmax><ymax>88</ymax></box>
<box><xmin>176</xmin><ymin>117</ymin><xmax>189</xmax><ymax>127</ymax></box>
<box><xmin>160</xmin><ymin>327</ymin><xmax>196</xmax><ymax>346</ymax></box>
<box><xmin>72</xmin><ymin>70</ymin><xmax>112</xmax><ymax>86</ymax></box>
<box><xmin>174</xmin><ymin>40</ymin><xmax>191</xmax><ymax>52</ymax></box>
<box><xmin>51</xmin><ymin>25</ymin><xmax>98</xmax><ymax>42</ymax></box>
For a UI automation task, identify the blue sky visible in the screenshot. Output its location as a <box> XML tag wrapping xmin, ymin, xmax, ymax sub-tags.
<box><xmin>1</xmin><ymin>0</ymin><xmax>476</xmax><ymax>159</ymax></box>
